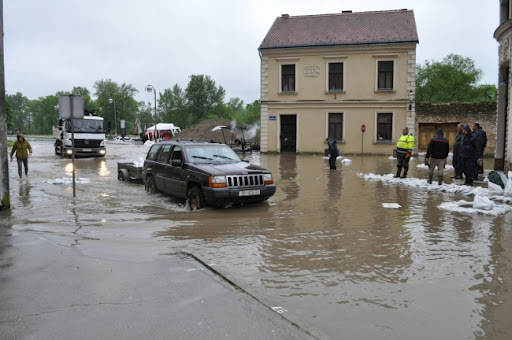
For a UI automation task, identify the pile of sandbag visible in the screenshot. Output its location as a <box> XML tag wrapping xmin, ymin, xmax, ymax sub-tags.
<box><xmin>488</xmin><ymin>171</ymin><xmax>512</xmax><ymax>197</ymax></box>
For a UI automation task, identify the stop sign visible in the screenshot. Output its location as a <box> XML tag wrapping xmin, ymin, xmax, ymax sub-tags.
<box><xmin>361</xmin><ymin>124</ymin><xmax>366</xmax><ymax>133</ymax></box>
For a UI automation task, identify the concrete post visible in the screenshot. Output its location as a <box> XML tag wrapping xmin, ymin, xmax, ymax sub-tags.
<box><xmin>0</xmin><ymin>0</ymin><xmax>10</xmax><ymax>209</ymax></box>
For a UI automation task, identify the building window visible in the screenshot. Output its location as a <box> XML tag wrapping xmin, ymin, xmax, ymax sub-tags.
<box><xmin>377</xmin><ymin>61</ymin><xmax>394</xmax><ymax>90</ymax></box>
<box><xmin>328</xmin><ymin>63</ymin><xmax>343</xmax><ymax>91</ymax></box>
<box><xmin>281</xmin><ymin>64</ymin><xmax>295</xmax><ymax>92</ymax></box>
<box><xmin>376</xmin><ymin>112</ymin><xmax>393</xmax><ymax>141</ymax></box>
<box><xmin>328</xmin><ymin>113</ymin><xmax>343</xmax><ymax>141</ymax></box>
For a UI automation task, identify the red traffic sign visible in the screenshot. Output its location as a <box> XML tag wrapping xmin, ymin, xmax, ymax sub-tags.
<box><xmin>361</xmin><ymin>124</ymin><xmax>366</xmax><ymax>133</ymax></box>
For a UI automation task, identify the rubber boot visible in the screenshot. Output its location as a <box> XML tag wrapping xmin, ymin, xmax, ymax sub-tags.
<box><xmin>438</xmin><ymin>176</ymin><xmax>443</xmax><ymax>185</ymax></box>
<box><xmin>428</xmin><ymin>174</ymin><xmax>433</xmax><ymax>184</ymax></box>
<box><xmin>394</xmin><ymin>166</ymin><xmax>402</xmax><ymax>178</ymax></box>
<box><xmin>400</xmin><ymin>167</ymin><xmax>408</xmax><ymax>178</ymax></box>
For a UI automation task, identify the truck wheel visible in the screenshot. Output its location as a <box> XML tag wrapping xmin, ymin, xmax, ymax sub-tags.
<box><xmin>187</xmin><ymin>186</ymin><xmax>204</xmax><ymax>210</ymax></box>
<box><xmin>145</xmin><ymin>176</ymin><xmax>158</xmax><ymax>194</ymax></box>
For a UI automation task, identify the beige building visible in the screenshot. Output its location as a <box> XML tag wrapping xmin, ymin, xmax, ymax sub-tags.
<box><xmin>494</xmin><ymin>0</ymin><xmax>512</xmax><ymax>172</ymax></box>
<box><xmin>258</xmin><ymin>10</ymin><xmax>419</xmax><ymax>154</ymax></box>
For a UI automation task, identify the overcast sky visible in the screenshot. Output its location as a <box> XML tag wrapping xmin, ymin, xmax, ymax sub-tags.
<box><xmin>3</xmin><ymin>0</ymin><xmax>500</xmax><ymax>106</ymax></box>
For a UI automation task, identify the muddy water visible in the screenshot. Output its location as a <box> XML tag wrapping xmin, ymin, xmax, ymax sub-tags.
<box><xmin>4</xmin><ymin>139</ymin><xmax>512</xmax><ymax>339</ymax></box>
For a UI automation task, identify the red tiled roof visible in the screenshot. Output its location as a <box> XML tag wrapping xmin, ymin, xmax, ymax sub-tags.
<box><xmin>259</xmin><ymin>10</ymin><xmax>419</xmax><ymax>50</ymax></box>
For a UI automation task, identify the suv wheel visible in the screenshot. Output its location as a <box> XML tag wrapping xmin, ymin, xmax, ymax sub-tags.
<box><xmin>187</xmin><ymin>186</ymin><xmax>204</xmax><ymax>210</ymax></box>
<box><xmin>146</xmin><ymin>176</ymin><xmax>157</xmax><ymax>194</ymax></box>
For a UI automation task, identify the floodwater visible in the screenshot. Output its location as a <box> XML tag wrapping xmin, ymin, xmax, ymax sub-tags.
<box><xmin>3</xmin><ymin>139</ymin><xmax>512</xmax><ymax>339</ymax></box>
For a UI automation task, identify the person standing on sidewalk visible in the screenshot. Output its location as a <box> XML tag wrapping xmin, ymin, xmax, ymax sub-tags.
<box><xmin>471</xmin><ymin>122</ymin><xmax>487</xmax><ymax>177</ymax></box>
<box><xmin>394</xmin><ymin>127</ymin><xmax>415</xmax><ymax>178</ymax></box>
<box><xmin>10</xmin><ymin>134</ymin><xmax>33</xmax><ymax>178</ymax></box>
<box><xmin>451</xmin><ymin>124</ymin><xmax>463</xmax><ymax>179</ymax></box>
<box><xmin>325</xmin><ymin>138</ymin><xmax>339</xmax><ymax>170</ymax></box>
<box><xmin>425</xmin><ymin>128</ymin><xmax>450</xmax><ymax>185</ymax></box>
<box><xmin>459</xmin><ymin>125</ymin><xmax>481</xmax><ymax>186</ymax></box>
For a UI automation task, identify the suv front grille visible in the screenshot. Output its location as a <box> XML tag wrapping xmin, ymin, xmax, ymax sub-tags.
<box><xmin>226</xmin><ymin>174</ymin><xmax>264</xmax><ymax>187</ymax></box>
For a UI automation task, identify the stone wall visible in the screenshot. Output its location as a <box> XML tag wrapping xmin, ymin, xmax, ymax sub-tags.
<box><xmin>416</xmin><ymin>102</ymin><xmax>497</xmax><ymax>156</ymax></box>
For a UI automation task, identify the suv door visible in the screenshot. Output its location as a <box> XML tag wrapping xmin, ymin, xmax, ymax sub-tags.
<box><xmin>154</xmin><ymin>144</ymin><xmax>172</xmax><ymax>193</ymax></box>
<box><xmin>166</xmin><ymin>146</ymin><xmax>187</xmax><ymax>198</ymax></box>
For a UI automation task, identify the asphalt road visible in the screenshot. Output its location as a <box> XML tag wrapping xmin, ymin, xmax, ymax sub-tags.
<box><xmin>0</xmin><ymin>220</ymin><xmax>314</xmax><ymax>339</ymax></box>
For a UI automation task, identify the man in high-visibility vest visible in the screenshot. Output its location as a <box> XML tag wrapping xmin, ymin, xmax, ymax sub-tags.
<box><xmin>394</xmin><ymin>127</ymin><xmax>415</xmax><ymax>178</ymax></box>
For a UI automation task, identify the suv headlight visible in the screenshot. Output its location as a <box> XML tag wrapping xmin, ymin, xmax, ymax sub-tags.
<box><xmin>263</xmin><ymin>173</ymin><xmax>274</xmax><ymax>185</ymax></box>
<box><xmin>209</xmin><ymin>175</ymin><xmax>227</xmax><ymax>188</ymax></box>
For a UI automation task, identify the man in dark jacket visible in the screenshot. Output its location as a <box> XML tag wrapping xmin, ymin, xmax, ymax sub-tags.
<box><xmin>325</xmin><ymin>138</ymin><xmax>339</xmax><ymax>170</ymax></box>
<box><xmin>471</xmin><ymin>122</ymin><xmax>487</xmax><ymax>176</ymax></box>
<box><xmin>459</xmin><ymin>125</ymin><xmax>482</xmax><ymax>186</ymax></box>
<box><xmin>425</xmin><ymin>128</ymin><xmax>450</xmax><ymax>185</ymax></box>
<box><xmin>451</xmin><ymin>124</ymin><xmax>463</xmax><ymax>179</ymax></box>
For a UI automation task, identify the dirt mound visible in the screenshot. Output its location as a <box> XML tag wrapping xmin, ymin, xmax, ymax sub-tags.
<box><xmin>172</xmin><ymin>119</ymin><xmax>260</xmax><ymax>146</ymax></box>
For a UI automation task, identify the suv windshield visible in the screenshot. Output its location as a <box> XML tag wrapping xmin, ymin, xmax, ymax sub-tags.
<box><xmin>185</xmin><ymin>145</ymin><xmax>241</xmax><ymax>164</ymax></box>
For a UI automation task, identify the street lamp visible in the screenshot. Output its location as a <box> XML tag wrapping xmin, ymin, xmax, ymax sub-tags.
<box><xmin>108</xmin><ymin>98</ymin><xmax>117</xmax><ymax>136</ymax></box>
<box><xmin>408</xmin><ymin>90</ymin><xmax>414</xmax><ymax>111</ymax></box>
<box><xmin>145</xmin><ymin>84</ymin><xmax>157</xmax><ymax>122</ymax></box>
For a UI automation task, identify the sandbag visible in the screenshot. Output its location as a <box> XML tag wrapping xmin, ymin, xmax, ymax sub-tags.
<box><xmin>488</xmin><ymin>171</ymin><xmax>506</xmax><ymax>189</ymax></box>
<box><xmin>505</xmin><ymin>176</ymin><xmax>512</xmax><ymax>197</ymax></box>
<box><xmin>473</xmin><ymin>195</ymin><xmax>494</xmax><ymax>210</ymax></box>
<box><xmin>488</xmin><ymin>181</ymin><xmax>504</xmax><ymax>195</ymax></box>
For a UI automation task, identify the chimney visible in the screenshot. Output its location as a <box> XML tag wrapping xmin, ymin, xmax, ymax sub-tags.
<box><xmin>282</xmin><ymin>14</ymin><xmax>289</xmax><ymax>18</ymax></box>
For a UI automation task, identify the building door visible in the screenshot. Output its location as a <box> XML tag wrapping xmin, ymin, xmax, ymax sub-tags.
<box><xmin>418</xmin><ymin>123</ymin><xmax>458</xmax><ymax>151</ymax></box>
<box><xmin>439</xmin><ymin>123</ymin><xmax>458</xmax><ymax>148</ymax></box>
<box><xmin>280</xmin><ymin>115</ymin><xmax>297</xmax><ymax>152</ymax></box>
<box><xmin>418</xmin><ymin>124</ymin><xmax>437</xmax><ymax>152</ymax></box>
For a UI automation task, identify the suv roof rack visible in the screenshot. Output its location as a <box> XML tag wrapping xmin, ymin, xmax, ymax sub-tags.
<box><xmin>175</xmin><ymin>139</ymin><xmax>221</xmax><ymax>144</ymax></box>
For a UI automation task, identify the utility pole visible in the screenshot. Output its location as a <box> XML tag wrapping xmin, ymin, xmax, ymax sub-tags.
<box><xmin>0</xmin><ymin>0</ymin><xmax>10</xmax><ymax>209</ymax></box>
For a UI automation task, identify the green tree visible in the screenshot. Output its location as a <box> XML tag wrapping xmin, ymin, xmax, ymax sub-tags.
<box><xmin>6</xmin><ymin>92</ymin><xmax>29</xmax><ymax>133</ymax></box>
<box><xmin>6</xmin><ymin>99</ymin><xmax>12</xmax><ymax>130</ymax></box>
<box><xmin>234</xmin><ymin>100</ymin><xmax>261</xmax><ymax>125</ymax></box>
<box><xmin>159</xmin><ymin>84</ymin><xmax>188</xmax><ymax>128</ymax></box>
<box><xmin>416</xmin><ymin>54</ymin><xmax>496</xmax><ymax>103</ymax></box>
<box><xmin>93</xmin><ymin>79</ymin><xmax>139</xmax><ymax>135</ymax></box>
<box><xmin>27</xmin><ymin>95</ymin><xmax>59</xmax><ymax>134</ymax></box>
<box><xmin>185</xmin><ymin>75</ymin><xmax>226</xmax><ymax>124</ymax></box>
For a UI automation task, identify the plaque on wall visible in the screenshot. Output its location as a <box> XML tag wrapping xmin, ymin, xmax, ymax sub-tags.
<box><xmin>303</xmin><ymin>66</ymin><xmax>320</xmax><ymax>77</ymax></box>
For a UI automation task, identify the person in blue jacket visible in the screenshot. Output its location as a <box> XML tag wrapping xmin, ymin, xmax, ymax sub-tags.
<box><xmin>325</xmin><ymin>138</ymin><xmax>339</xmax><ymax>170</ymax></box>
<box><xmin>459</xmin><ymin>125</ymin><xmax>482</xmax><ymax>186</ymax></box>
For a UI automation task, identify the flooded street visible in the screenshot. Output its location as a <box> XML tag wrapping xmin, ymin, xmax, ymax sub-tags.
<box><xmin>2</xmin><ymin>139</ymin><xmax>512</xmax><ymax>339</ymax></box>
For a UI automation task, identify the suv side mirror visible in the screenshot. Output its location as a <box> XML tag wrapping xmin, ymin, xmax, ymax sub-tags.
<box><xmin>171</xmin><ymin>159</ymin><xmax>182</xmax><ymax>167</ymax></box>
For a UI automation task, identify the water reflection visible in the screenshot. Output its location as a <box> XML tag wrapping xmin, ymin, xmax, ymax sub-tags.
<box><xmin>98</xmin><ymin>160</ymin><xmax>110</xmax><ymax>177</ymax></box>
<box><xmin>18</xmin><ymin>180</ymin><xmax>32</xmax><ymax>208</ymax></box>
<box><xmin>5</xmin><ymin>141</ymin><xmax>512</xmax><ymax>339</ymax></box>
<box><xmin>64</xmin><ymin>162</ymin><xmax>74</xmax><ymax>176</ymax></box>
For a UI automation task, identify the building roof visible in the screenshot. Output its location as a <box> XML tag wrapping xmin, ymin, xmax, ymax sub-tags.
<box><xmin>259</xmin><ymin>10</ymin><xmax>419</xmax><ymax>50</ymax></box>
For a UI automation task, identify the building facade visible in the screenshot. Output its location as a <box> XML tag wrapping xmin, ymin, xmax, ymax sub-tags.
<box><xmin>494</xmin><ymin>0</ymin><xmax>512</xmax><ymax>171</ymax></box>
<box><xmin>258</xmin><ymin>10</ymin><xmax>419</xmax><ymax>154</ymax></box>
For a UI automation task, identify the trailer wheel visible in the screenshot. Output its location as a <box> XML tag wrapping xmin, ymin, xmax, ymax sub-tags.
<box><xmin>118</xmin><ymin>169</ymin><xmax>129</xmax><ymax>181</ymax></box>
<box><xmin>187</xmin><ymin>186</ymin><xmax>204</xmax><ymax>211</ymax></box>
<box><xmin>145</xmin><ymin>176</ymin><xmax>158</xmax><ymax>194</ymax></box>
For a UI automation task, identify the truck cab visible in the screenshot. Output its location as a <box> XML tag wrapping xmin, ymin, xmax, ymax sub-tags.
<box><xmin>54</xmin><ymin>112</ymin><xmax>106</xmax><ymax>157</ymax></box>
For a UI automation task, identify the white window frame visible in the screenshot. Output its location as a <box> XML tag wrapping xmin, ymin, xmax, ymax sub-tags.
<box><xmin>374</xmin><ymin>58</ymin><xmax>396</xmax><ymax>92</ymax></box>
<box><xmin>325</xmin><ymin>111</ymin><xmax>345</xmax><ymax>143</ymax></box>
<box><xmin>374</xmin><ymin>111</ymin><xmax>395</xmax><ymax>143</ymax></box>
<box><xmin>278</xmin><ymin>62</ymin><xmax>298</xmax><ymax>94</ymax></box>
<box><xmin>325</xmin><ymin>60</ymin><xmax>346</xmax><ymax>93</ymax></box>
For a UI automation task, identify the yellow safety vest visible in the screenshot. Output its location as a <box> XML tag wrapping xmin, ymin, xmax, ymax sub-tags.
<box><xmin>396</xmin><ymin>134</ymin><xmax>415</xmax><ymax>151</ymax></box>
